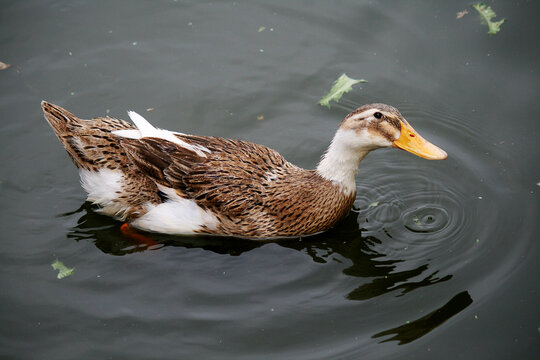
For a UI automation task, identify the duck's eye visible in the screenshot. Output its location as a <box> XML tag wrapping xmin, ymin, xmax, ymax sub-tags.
<box><xmin>373</xmin><ymin>112</ymin><xmax>382</xmax><ymax>119</ymax></box>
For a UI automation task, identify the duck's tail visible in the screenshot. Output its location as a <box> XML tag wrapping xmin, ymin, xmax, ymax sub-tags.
<box><xmin>41</xmin><ymin>101</ymin><xmax>135</xmax><ymax>171</ymax></box>
<box><xmin>41</xmin><ymin>101</ymin><xmax>78</xmax><ymax>137</ymax></box>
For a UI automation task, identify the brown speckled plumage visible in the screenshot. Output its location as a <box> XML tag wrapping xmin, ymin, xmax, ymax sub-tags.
<box><xmin>42</xmin><ymin>101</ymin><xmax>446</xmax><ymax>239</ymax></box>
<box><xmin>121</xmin><ymin>135</ymin><xmax>356</xmax><ymax>237</ymax></box>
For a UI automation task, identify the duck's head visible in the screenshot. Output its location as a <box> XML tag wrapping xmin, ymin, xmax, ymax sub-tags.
<box><xmin>318</xmin><ymin>103</ymin><xmax>447</xmax><ymax>192</ymax></box>
<box><xmin>338</xmin><ymin>103</ymin><xmax>447</xmax><ymax>160</ymax></box>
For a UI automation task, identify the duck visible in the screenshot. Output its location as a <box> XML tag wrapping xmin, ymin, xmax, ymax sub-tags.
<box><xmin>42</xmin><ymin>101</ymin><xmax>447</xmax><ymax>239</ymax></box>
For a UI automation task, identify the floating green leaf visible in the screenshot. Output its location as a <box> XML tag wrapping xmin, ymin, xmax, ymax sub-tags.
<box><xmin>51</xmin><ymin>259</ymin><xmax>74</xmax><ymax>279</ymax></box>
<box><xmin>472</xmin><ymin>3</ymin><xmax>505</xmax><ymax>35</ymax></box>
<box><xmin>368</xmin><ymin>201</ymin><xmax>379</xmax><ymax>208</ymax></box>
<box><xmin>319</xmin><ymin>73</ymin><xmax>367</xmax><ymax>109</ymax></box>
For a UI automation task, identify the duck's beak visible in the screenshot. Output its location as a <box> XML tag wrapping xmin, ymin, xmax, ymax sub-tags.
<box><xmin>393</xmin><ymin>120</ymin><xmax>447</xmax><ymax>160</ymax></box>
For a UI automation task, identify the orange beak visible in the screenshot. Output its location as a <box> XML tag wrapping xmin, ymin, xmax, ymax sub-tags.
<box><xmin>393</xmin><ymin>120</ymin><xmax>447</xmax><ymax>160</ymax></box>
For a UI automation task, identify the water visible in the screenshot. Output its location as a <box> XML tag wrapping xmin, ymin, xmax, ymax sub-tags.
<box><xmin>1</xmin><ymin>1</ymin><xmax>539</xmax><ymax>359</ymax></box>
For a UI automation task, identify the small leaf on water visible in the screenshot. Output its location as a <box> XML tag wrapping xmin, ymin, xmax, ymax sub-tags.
<box><xmin>318</xmin><ymin>73</ymin><xmax>367</xmax><ymax>109</ymax></box>
<box><xmin>472</xmin><ymin>3</ymin><xmax>505</xmax><ymax>35</ymax></box>
<box><xmin>258</xmin><ymin>26</ymin><xmax>266</xmax><ymax>32</ymax></box>
<box><xmin>368</xmin><ymin>201</ymin><xmax>379</xmax><ymax>208</ymax></box>
<box><xmin>0</xmin><ymin>61</ymin><xmax>11</xmax><ymax>70</ymax></box>
<box><xmin>51</xmin><ymin>259</ymin><xmax>74</xmax><ymax>279</ymax></box>
<box><xmin>413</xmin><ymin>216</ymin><xmax>421</xmax><ymax>225</ymax></box>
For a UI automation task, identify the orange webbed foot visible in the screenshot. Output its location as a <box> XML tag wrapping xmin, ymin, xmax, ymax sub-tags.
<box><xmin>120</xmin><ymin>223</ymin><xmax>159</xmax><ymax>248</ymax></box>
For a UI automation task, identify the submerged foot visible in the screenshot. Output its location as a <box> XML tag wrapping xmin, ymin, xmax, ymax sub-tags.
<box><xmin>120</xmin><ymin>223</ymin><xmax>159</xmax><ymax>248</ymax></box>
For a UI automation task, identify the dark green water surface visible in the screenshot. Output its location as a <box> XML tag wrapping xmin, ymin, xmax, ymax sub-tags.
<box><xmin>1</xmin><ymin>1</ymin><xmax>539</xmax><ymax>359</ymax></box>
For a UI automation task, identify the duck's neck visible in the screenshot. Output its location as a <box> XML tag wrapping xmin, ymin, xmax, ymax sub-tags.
<box><xmin>316</xmin><ymin>129</ymin><xmax>370</xmax><ymax>194</ymax></box>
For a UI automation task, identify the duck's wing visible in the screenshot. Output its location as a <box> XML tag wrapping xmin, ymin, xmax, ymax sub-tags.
<box><xmin>119</xmin><ymin>134</ymin><xmax>297</xmax><ymax>217</ymax></box>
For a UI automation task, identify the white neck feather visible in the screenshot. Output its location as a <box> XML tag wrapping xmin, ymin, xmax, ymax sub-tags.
<box><xmin>316</xmin><ymin>129</ymin><xmax>370</xmax><ymax>194</ymax></box>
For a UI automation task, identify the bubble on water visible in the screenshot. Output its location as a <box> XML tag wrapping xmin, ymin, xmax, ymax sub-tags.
<box><xmin>403</xmin><ymin>206</ymin><xmax>449</xmax><ymax>233</ymax></box>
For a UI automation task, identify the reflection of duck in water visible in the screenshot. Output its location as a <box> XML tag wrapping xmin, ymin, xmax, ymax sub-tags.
<box><xmin>66</xmin><ymin>202</ymin><xmax>451</xmax><ymax>300</ymax></box>
<box><xmin>43</xmin><ymin>101</ymin><xmax>446</xmax><ymax>239</ymax></box>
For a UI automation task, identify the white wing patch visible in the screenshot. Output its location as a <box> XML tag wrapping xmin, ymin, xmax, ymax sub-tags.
<box><xmin>111</xmin><ymin>129</ymin><xmax>141</xmax><ymax>139</ymax></box>
<box><xmin>127</xmin><ymin>111</ymin><xmax>156</xmax><ymax>137</ymax></box>
<box><xmin>112</xmin><ymin>111</ymin><xmax>210</xmax><ymax>157</ymax></box>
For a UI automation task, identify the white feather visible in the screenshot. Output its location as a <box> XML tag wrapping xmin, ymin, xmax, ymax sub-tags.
<box><xmin>131</xmin><ymin>186</ymin><xmax>219</xmax><ymax>234</ymax></box>
<box><xmin>111</xmin><ymin>129</ymin><xmax>141</xmax><ymax>139</ymax></box>
<box><xmin>79</xmin><ymin>169</ymin><xmax>129</xmax><ymax>217</ymax></box>
<box><xmin>127</xmin><ymin>111</ymin><xmax>155</xmax><ymax>136</ymax></box>
<box><xmin>112</xmin><ymin>111</ymin><xmax>210</xmax><ymax>157</ymax></box>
